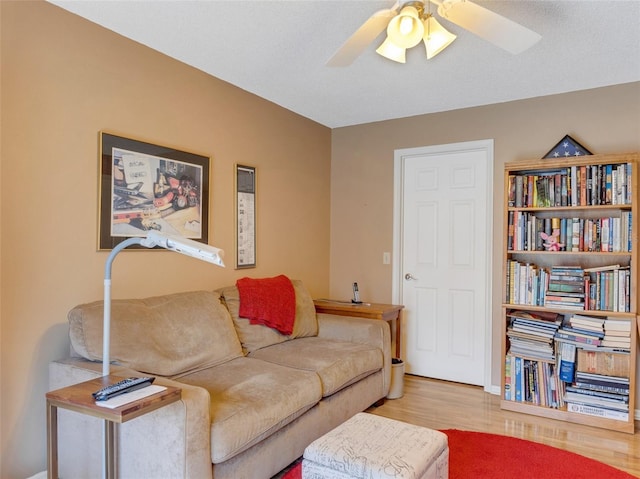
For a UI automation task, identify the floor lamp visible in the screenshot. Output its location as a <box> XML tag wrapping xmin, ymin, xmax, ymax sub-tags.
<box><xmin>100</xmin><ymin>230</ymin><xmax>225</xmax><ymax>478</ymax></box>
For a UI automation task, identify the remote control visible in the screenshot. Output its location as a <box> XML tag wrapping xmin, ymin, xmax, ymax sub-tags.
<box><xmin>92</xmin><ymin>376</ymin><xmax>155</xmax><ymax>401</ymax></box>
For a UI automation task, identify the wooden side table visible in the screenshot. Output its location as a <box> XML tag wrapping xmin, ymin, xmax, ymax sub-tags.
<box><xmin>46</xmin><ymin>375</ymin><xmax>181</xmax><ymax>479</ymax></box>
<box><xmin>314</xmin><ymin>300</ymin><xmax>404</xmax><ymax>359</ymax></box>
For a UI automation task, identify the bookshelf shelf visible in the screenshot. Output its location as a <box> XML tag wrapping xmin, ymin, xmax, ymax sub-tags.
<box><xmin>508</xmin><ymin>204</ymin><xmax>633</xmax><ymax>211</ymax></box>
<box><xmin>502</xmin><ymin>303</ymin><xmax>637</xmax><ymax>319</ymax></box>
<box><xmin>501</xmin><ymin>152</ymin><xmax>639</xmax><ymax>434</ymax></box>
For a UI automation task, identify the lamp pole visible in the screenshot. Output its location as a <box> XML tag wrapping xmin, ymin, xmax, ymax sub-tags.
<box><xmin>99</xmin><ymin>232</ymin><xmax>224</xmax><ymax>478</ymax></box>
<box><xmin>102</xmin><ymin>237</ymin><xmax>143</xmax><ymax>377</ymax></box>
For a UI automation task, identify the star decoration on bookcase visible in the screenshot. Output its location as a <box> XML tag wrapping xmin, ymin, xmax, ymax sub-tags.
<box><xmin>543</xmin><ymin>134</ymin><xmax>593</xmax><ymax>159</ymax></box>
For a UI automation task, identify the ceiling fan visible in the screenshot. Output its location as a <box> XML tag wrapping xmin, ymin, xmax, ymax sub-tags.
<box><xmin>327</xmin><ymin>0</ymin><xmax>541</xmax><ymax>66</ymax></box>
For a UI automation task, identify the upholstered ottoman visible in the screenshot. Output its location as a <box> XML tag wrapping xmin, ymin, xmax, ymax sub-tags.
<box><xmin>302</xmin><ymin>413</ymin><xmax>448</xmax><ymax>479</ymax></box>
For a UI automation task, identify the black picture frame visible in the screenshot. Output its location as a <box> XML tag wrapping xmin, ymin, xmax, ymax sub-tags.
<box><xmin>235</xmin><ymin>164</ymin><xmax>256</xmax><ymax>269</ymax></box>
<box><xmin>99</xmin><ymin>132</ymin><xmax>210</xmax><ymax>250</ymax></box>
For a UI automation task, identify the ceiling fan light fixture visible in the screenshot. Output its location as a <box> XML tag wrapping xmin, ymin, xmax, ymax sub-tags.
<box><xmin>376</xmin><ymin>37</ymin><xmax>407</xmax><ymax>63</ymax></box>
<box><xmin>423</xmin><ymin>14</ymin><xmax>457</xmax><ymax>59</ymax></box>
<box><xmin>386</xmin><ymin>5</ymin><xmax>425</xmax><ymax>48</ymax></box>
<box><xmin>327</xmin><ymin>0</ymin><xmax>541</xmax><ymax>67</ymax></box>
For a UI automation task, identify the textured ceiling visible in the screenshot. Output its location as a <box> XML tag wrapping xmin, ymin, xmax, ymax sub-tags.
<box><xmin>49</xmin><ymin>0</ymin><xmax>640</xmax><ymax>128</ymax></box>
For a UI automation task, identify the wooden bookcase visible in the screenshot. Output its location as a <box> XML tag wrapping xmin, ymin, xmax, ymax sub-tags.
<box><xmin>500</xmin><ymin>152</ymin><xmax>639</xmax><ymax>434</ymax></box>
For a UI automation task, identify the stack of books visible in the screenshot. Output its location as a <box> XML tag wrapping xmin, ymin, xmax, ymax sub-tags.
<box><xmin>567</xmin><ymin>314</ymin><xmax>605</xmax><ymax>335</ymax></box>
<box><xmin>504</xmin><ymin>311</ymin><xmax>563</xmax><ymax>407</ymax></box>
<box><xmin>507</xmin><ymin>311</ymin><xmax>562</xmax><ymax>361</ymax></box>
<box><xmin>554</xmin><ymin>322</ymin><xmax>604</xmax><ymax>348</ymax></box>
<box><xmin>566</xmin><ymin>370</ymin><xmax>630</xmax><ymax>421</ymax></box>
<box><xmin>544</xmin><ymin>267</ymin><xmax>586</xmax><ymax>310</ymax></box>
<box><xmin>557</xmin><ymin>314</ymin><xmax>632</xmax><ymax>422</ymax></box>
<box><xmin>601</xmin><ymin>317</ymin><xmax>632</xmax><ymax>349</ymax></box>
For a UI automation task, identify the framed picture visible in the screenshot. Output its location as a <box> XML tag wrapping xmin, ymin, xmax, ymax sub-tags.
<box><xmin>99</xmin><ymin>132</ymin><xmax>210</xmax><ymax>250</ymax></box>
<box><xmin>235</xmin><ymin>164</ymin><xmax>256</xmax><ymax>268</ymax></box>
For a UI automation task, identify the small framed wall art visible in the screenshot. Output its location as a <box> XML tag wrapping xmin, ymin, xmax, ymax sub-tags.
<box><xmin>235</xmin><ymin>164</ymin><xmax>256</xmax><ymax>269</ymax></box>
<box><xmin>99</xmin><ymin>132</ymin><xmax>210</xmax><ymax>250</ymax></box>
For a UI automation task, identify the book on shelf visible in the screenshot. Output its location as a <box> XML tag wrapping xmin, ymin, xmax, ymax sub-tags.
<box><xmin>574</xmin><ymin>371</ymin><xmax>630</xmax><ymax>395</ymax></box>
<box><xmin>558</xmin><ymin>341</ymin><xmax>576</xmax><ymax>383</ymax></box>
<box><xmin>603</xmin><ymin>318</ymin><xmax>632</xmax><ymax>332</ymax></box>
<box><xmin>544</xmin><ymin>267</ymin><xmax>588</xmax><ymax>310</ymax></box>
<box><xmin>576</xmin><ymin>349</ymin><xmax>630</xmax><ymax>377</ymax></box>
<box><xmin>565</xmin><ymin>385</ymin><xmax>629</xmax><ymax>404</ymax></box>
<box><xmin>566</xmin><ymin>402</ymin><xmax>629</xmax><ymax>421</ymax></box>
<box><xmin>600</xmin><ymin>338</ymin><xmax>632</xmax><ymax>349</ymax></box>
<box><xmin>568</xmin><ymin>314</ymin><xmax>605</xmax><ymax>333</ymax></box>
<box><xmin>514</xmin><ymin>356</ymin><xmax>523</xmax><ymax>402</ymax></box>
<box><xmin>585</xmin><ymin>268</ymin><xmax>631</xmax><ymax>313</ymax></box>
<box><xmin>505</xmin><ymin>355</ymin><xmax>559</xmax><ymax>408</ymax></box>
<box><xmin>564</xmin><ymin>391</ymin><xmax>629</xmax><ymax>412</ymax></box>
<box><xmin>604</xmin><ymin>330</ymin><xmax>632</xmax><ymax>342</ymax></box>
<box><xmin>504</xmin><ymin>355</ymin><xmax>512</xmax><ymax>401</ymax></box>
<box><xmin>547</xmin><ymin>283</ymin><xmax>585</xmax><ymax>293</ymax></box>
<box><xmin>507</xmin><ymin>310</ymin><xmax>563</xmax><ymax>323</ymax></box>
<box><xmin>508</xmin><ymin>342</ymin><xmax>555</xmax><ymax>362</ymax></box>
<box><xmin>601</xmin><ymin>317</ymin><xmax>632</xmax><ymax>350</ymax></box>
<box><xmin>584</xmin><ymin>264</ymin><xmax>622</xmax><ymax>273</ymax></box>
<box><xmin>561</xmin><ymin>325</ymin><xmax>604</xmax><ymax>338</ymax></box>
<box><xmin>544</xmin><ymin>300</ymin><xmax>586</xmax><ymax>310</ymax></box>
<box><xmin>555</xmin><ymin>330</ymin><xmax>602</xmax><ymax>347</ymax></box>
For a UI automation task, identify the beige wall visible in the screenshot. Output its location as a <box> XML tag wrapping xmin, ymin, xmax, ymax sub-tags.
<box><xmin>0</xmin><ymin>2</ymin><xmax>330</xmax><ymax>477</ymax></box>
<box><xmin>330</xmin><ymin>81</ymin><xmax>640</xmax><ymax>387</ymax></box>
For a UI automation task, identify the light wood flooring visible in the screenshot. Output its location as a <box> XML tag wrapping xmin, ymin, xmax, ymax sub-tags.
<box><xmin>367</xmin><ymin>375</ymin><xmax>640</xmax><ymax>477</ymax></box>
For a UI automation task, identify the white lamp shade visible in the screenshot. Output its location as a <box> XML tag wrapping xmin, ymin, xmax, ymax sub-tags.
<box><xmin>376</xmin><ymin>37</ymin><xmax>406</xmax><ymax>63</ymax></box>
<box><xmin>423</xmin><ymin>15</ymin><xmax>457</xmax><ymax>59</ymax></box>
<box><xmin>386</xmin><ymin>6</ymin><xmax>425</xmax><ymax>48</ymax></box>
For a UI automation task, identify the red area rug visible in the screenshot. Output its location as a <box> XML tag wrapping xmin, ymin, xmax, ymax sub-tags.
<box><xmin>282</xmin><ymin>429</ymin><xmax>634</xmax><ymax>479</ymax></box>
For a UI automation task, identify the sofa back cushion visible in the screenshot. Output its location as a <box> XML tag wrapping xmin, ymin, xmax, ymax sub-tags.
<box><xmin>68</xmin><ymin>290</ymin><xmax>243</xmax><ymax>377</ymax></box>
<box><xmin>219</xmin><ymin>279</ymin><xmax>318</xmax><ymax>354</ymax></box>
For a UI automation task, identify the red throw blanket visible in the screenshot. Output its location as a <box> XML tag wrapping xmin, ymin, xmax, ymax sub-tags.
<box><xmin>237</xmin><ymin>275</ymin><xmax>296</xmax><ymax>335</ymax></box>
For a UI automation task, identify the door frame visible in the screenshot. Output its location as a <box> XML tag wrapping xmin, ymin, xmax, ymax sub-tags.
<box><xmin>392</xmin><ymin>139</ymin><xmax>495</xmax><ymax>392</ymax></box>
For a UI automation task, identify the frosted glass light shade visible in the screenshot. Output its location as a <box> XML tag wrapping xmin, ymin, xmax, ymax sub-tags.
<box><xmin>376</xmin><ymin>37</ymin><xmax>407</xmax><ymax>63</ymax></box>
<box><xmin>423</xmin><ymin>15</ymin><xmax>457</xmax><ymax>59</ymax></box>
<box><xmin>387</xmin><ymin>6</ymin><xmax>425</xmax><ymax>48</ymax></box>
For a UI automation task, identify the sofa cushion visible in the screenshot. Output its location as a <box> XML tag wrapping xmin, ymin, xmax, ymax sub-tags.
<box><xmin>177</xmin><ymin>356</ymin><xmax>322</xmax><ymax>463</ymax></box>
<box><xmin>68</xmin><ymin>290</ymin><xmax>243</xmax><ymax>377</ymax></box>
<box><xmin>219</xmin><ymin>279</ymin><xmax>318</xmax><ymax>354</ymax></box>
<box><xmin>249</xmin><ymin>337</ymin><xmax>383</xmax><ymax>397</ymax></box>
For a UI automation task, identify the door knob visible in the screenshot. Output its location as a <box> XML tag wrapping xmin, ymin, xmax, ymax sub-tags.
<box><xmin>405</xmin><ymin>273</ymin><xmax>418</xmax><ymax>281</ymax></box>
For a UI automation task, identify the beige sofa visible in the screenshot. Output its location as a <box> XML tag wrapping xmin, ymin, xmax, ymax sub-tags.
<box><xmin>49</xmin><ymin>280</ymin><xmax>391</xmax><ymax>478</ymax></box>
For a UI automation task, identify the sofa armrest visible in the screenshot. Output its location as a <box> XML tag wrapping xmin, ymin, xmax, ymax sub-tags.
<box><xmin>316</xmin><ymin>313</ymin><xmax>392</xmax><ymax>395</ymax></box>
<box><xmin>49</xmin><ymin>358</ymin><xmax>212</xmax><ymax>479</ymax></box>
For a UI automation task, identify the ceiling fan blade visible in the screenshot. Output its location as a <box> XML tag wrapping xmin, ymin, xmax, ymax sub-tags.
<box><xmin>437</xmin><ymin>0</ymin><xmax>541</xmax><ymax>54</ymax></box>
<box><xmin>327</xmin><ymin>5</ymin><xmax>399</xmax><ymax>67</ymax></box>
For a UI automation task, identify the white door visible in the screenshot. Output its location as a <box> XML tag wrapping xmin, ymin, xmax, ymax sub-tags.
<box><xmin>393</xmin><ymin>140</ymin><xmax>493</xmax><ymax>387</ymax></box>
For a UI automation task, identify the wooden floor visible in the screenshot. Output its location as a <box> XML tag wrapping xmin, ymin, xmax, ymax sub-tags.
<box><xmin>367</xmin><ymin>375</ymin><xmax>640</xmax><ymax>477</ymax></box>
